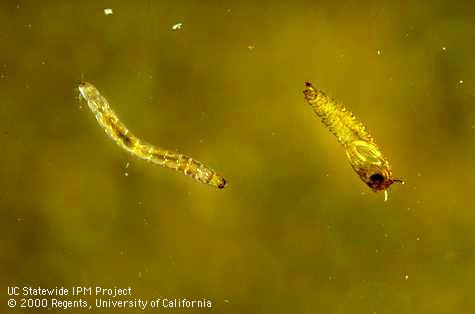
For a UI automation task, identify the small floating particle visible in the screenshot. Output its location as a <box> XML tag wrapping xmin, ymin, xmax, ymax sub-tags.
<box><xmin>459</xmin><ymin>80</ymin><xmax>464</xmax><ymax>84</ymax></box>
<box><xmin>172</xmin><ymin>23</ymin><xmax>183</xmax><ymax>31</ymax></box>
<box><xmin>124</xmin><ymin>172</ymin><xmax>129</xmax><ymax>177</ymax></box>
<box><xmin>248</xmin><ymin>45</ymin><xmax>255</xmax><ymax>50</ymax></box>
<box><xmin>104</xmin><ymin>8</ymin><xmax>113</xmax><ymax>15</ymax></box>
<box><xmin>442</xmin><ymin>47</ymin><xmax>447</xmax><ymax>51</ymax></box>
<box><xmin>377</xmin><ymin>50</ymin><xmax>381</xmax><ymax>55</ymax></box>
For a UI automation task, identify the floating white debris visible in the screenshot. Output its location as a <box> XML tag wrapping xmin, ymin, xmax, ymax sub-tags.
<box><xmin>442</xmin><ymin>47</ymin><xmax>446</xmax><ymax>51</ymax></box>
<box><xmin>172</xmin><ymin>22</ymin><xmax>183</xmax><ymax>31</ymax></box>
<box><xmin>124</xmin><ymin>172</ymin><xmax>129</xmax><ymax>177</ymax></box>
<box><xmin>104</xmin><ymin>8</ymin><xmax>113</xmax><ymax>15</ymax></box>
<box><xmin>459</xmin><ymin>80</ymin><xmax>464</xmax><ymax>84</ymax></box>
<box><xmin>377</xmin><ymin>50</ymin><xmax>381</xmax><ymax>55</ymax></box>
<box><xmin>404</xmin><ymin>274</ymin><xmax>409</xmax><ymax>280</ymax></box>
<box><xmin>248</xmin><ymin>45</ymin><xmax>255</xmax><ymax>50</ymax></box>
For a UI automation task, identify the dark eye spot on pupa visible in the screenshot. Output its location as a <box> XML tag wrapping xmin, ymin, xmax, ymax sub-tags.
<box><xmin>370</xmin><ymin>173</ymin><xmax>384</xmax><ymax>183</ymax></box>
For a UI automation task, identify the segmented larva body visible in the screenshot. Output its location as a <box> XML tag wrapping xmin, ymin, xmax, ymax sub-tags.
<box><xmin>303</xmin><ymin>82</ymin><xmax>402</xmax><ymax>194</ymax></box>
<box><xmin>78</xmin><ymin>82</ymin><xmax>226</xmax><ymax>189</ymax></box>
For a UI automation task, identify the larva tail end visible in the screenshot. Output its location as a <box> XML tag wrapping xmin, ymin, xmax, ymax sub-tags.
<box><xmin>77</xmin><ymin>81</ymin><xmax>93</xmax><ymax>100</ymax></box>
<box><xmin>303</xmin><ymin>81</ymin><xmax>317</xmax><ymax>101</ymax></box>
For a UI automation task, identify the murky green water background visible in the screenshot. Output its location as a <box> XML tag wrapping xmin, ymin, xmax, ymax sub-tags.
<box><xmin>1</xmin><ymin>1</ymin><xmax>475</xmax><ymax>313</ymax></box>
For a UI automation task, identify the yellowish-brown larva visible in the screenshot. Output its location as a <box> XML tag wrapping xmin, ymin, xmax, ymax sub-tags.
<box><xmin>303</xmin><ymin>82</ymin><xmax>402</xmax><ymax>198</ymax></box>
<box><xmin>78</xmin><ymin>81</ymin><xmax>226</xmax><ymax>189</ymax></box>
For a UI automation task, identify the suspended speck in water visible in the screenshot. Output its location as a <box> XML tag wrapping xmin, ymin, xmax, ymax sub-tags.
<box><xmin>172</xmin><ymin>23</ymin><xmax>183</xmax><ymax>31</ymax></box>
<box><xmin>248</xmin><ymin>45</ymin><xmax>255</xmax><ymax>50</ymax></box>
<box><xmin>125</xmin><ymin>162</ymin><xmax>130</xmax><ymax>169</ymax></box>
<box><xmin>459</xmin><ymin>80</ymin><xmax>464</xmax><ymax>84</ymax></box>
<box><xmin>224</xmin><ymin>299</ymin><xmax>230</xmax><ymax>304</ymax></box>
<box><xmin>138</xmin><ymin>271</ymin><xmax>142</xmax><ymax>278</ymax></box>
<box><xmin>104</xmin><ymin>8</ymin><xmax>113</xmax><ymax>15</ymax></box>
<box><xmin>442</xmin><ymin>47</ymin><xmax>447</xmax><ymax>51</ymax></box>
<box><xmin>404</xmin><ymin>274</ymin><xmax>409</xmax><ymax>280</ymax></box>
<box><xmin>377</xmin><ymin>50</ymin><xmax>381</xmax><ymax>55</ymax></box>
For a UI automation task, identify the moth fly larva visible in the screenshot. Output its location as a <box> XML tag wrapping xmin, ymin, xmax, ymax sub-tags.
<box><xmin>303</xmin><ymin>82</ymin><xmax>403</xmax><ymax>197</ymax></box>
<box><xmin>78</xmin><ymin>81</ymin><xmax>226</xmax><ymax>189</ymax></box>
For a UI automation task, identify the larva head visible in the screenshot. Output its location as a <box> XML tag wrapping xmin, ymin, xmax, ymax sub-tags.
<box><xmin>345</xmin><ymin>140</ymin><xmax>403</xmax><ymax>192</ymax></box>
<box><xmin>210</xmin><ymin>175</ymin><xmax>227</xmax><ymax>189</ymax></box>
<box><xmin>366</xmin><ymin>167</ymin><xmax>403</xmax><ymax>192</ymax></box>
